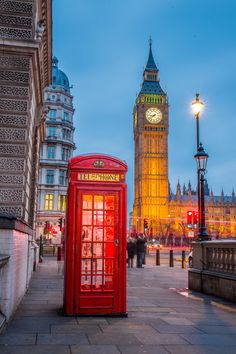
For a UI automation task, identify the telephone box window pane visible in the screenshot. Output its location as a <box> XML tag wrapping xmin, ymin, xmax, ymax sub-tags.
<box><xmin>81</xmin><ymin>276</ymin><xmax>91</xmax><ymax>291</ymax></box>
<box><xmin>92</xmin><ymin>276</ymin><xmax>103</xmax><ymax>290</ymax></box>
<box><xmin>104</xmin><ymin>276</ymin><xmax>113</xmax><ymax>290</ymax></box>
<box><xmin>93</xmin><ymin>227</ymin><xmax>103</xmax><ymax>241</ymax></box>
<box><xmin>104</xmin><ymin>227</ymin><xmax>114</xmax><ymax>241</ymax></box>
<box><xmin>92</xmin><ymin>259</ymin><xmax>103</xmax><ymax>274</ymax></box>
<box><xmin>82</xmin><ymin>226</ymin><xmax>92</xmax><ymax>241</ymax></box>
<box><xmin>94</xmin><ymin>195</ymin><xmax>103</xmax><ymax>210</ymax></box>
<box><xmin>104</xmin><ymin>211</ymin><xmax>114</xmax><ymax>226</ymax></box>
<box><xmin>81</xmin><ymin>259</ymin><xmax>91</xmax><ymax>273</ymax></box>
<box><xmin>94</xmin><ymin>211</ymin><xmax>104</xmax><ymax>226</ymax></box>
<box><xmin>104</xmin><ymin>195</ymin><xmax>115</xmax><ymax>210</ymax></box>
<box><xmin>83</xmin><ymin>195</ymin><xmax>92</xmax><ymax>209</ymax></box>
<box><xmin>82</xmin><ymin>211</ymin><xmax>92</xmax><ymax>225</ymax></box>
<box><xmin>93</xmin><ymin>243</ymin><xmax>103</xmax><ymax>257</ymax></box>
<box><xmin>104</xmin><ymin>243</ymin><xmax>114</xmax><ymax>257</ymax></box>
<box><xmin>82</xmin><ymin>243</ymin><xmax>92</xmax><ymax>258</ymax></box>
<box><xmin>105</xmin><ymin>259</ymin><xmax>113</xmax><ymax>274</ymax></box>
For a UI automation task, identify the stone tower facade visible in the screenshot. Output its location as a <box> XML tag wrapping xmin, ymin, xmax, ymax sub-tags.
<box><xmin>133</xmin><ymin>41</ymin><xmax>169</xmax><ymax>234</ymax></box>
<box><xmin>0</xmin><ymin>0</ymin><xmax>52</xmax><ymax>228</ymax></box>
<box><xmin>36</xmin><ymin>57</ymin><xmax>76</xmax><ymax>241</ymax></box>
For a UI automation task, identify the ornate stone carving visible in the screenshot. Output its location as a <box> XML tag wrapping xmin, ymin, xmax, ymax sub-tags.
<box><xmin>0</xmin><ymin>15</ymin><xmax>32</xmax><ymax>28</ymax></box>
<box><xmin>0</xmin><ymin>27</ymin><xmax>32</xmax><ymax>40</ymax></box>
<box><xmin>0</xmin><ymin>189</ymin><xmax>23</xmax><ymax>202</ymax></box>
<box><xmin>0</xmin><ymin>71</ymin><xmax>29</xmax><ymax>84</ymax></box>
<box><xmin>0</xmin><ymin>85</ymin><xmax>28</xmax><ymax>97</ymax></box>
<box><xmin>0</xmin><ymin>114</ymin><xmax>27</xmax><ymax>126</ymax></box>
<box><xmin>0</xmin><ymin>158</ymin><xmax>24</xmax><ymax>172</ymax></box>
<box><xmin>0</xmin><ymin>175</ymin><xmax>23</xmax><ymax>185</ymax></box>
<box><xmin>0</xmin><ymin>98</ymin><xmax>27</xmax><ymax>112</ymax></box>
<box><xmin>0</xmin><ymin>128</ymin><xmax>26</xmax><ymax>142</ymax></box>
<box><xmin>0</xmin><ymin>206</ymin><xmax>22</xmax><ymax>217</ymax></box>
<box><xmin>0</xmin><ymin>143</ymin><xmax>25</xmax><ymax>155</ymax></box>
<box><xmin>0</xmin><ymin>1</ymin><xmax>33</xmax><ymax>14</ymax></box>
<box><xmin>0</xmin><ymin>56</ymin><xmax>30</xmax><ymax>70</ymax></box>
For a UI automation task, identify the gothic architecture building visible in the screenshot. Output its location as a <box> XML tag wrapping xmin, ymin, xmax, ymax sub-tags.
<box><xmin>36</xmin><ymin>57</ymin><xmax>76</xmax><ymax>241</ymax></box>
<box><xmin>132</xmin><ymin>42</ymin><xmax>236</xmax><ymax>240</ymax></box>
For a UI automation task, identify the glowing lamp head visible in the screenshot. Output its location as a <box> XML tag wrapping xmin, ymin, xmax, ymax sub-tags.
<box><xmin>191</xmin><ymin>93</ymin><xmax>204</xmax><ymax>116</ymax></box>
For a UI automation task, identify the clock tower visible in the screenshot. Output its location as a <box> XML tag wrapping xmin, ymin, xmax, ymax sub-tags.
<box><xmin>133</xmin><ymin>41</ymin><xmax>169</xmax><ymax>235</ymax></box>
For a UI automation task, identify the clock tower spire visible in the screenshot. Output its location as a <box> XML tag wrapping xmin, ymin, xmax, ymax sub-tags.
<box><xmin>133</xmin><ymin>40</ymin><xmax>169</xmax><ymax>236</ymax></box>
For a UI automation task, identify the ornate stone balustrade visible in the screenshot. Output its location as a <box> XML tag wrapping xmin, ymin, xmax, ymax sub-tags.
<box><xmin>189</xmin><ymin>240</ymin><xmax>236</xmax><ymax>302</ymax></box>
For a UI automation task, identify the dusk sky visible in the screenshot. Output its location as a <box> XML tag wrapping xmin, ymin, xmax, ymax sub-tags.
<box><xmin>53</xmin><ymin>0</ymin><xmax>236</xmax><ymax>212</ymax></box>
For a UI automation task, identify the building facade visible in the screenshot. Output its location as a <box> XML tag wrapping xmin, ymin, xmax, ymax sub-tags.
<box><xmin>132</xmin><ymin>42</ymin><xmax>236</xmax><ymax>240</ymax></box>
<box><xmin>36</xmin><ymin>57</ymin><xmax>76</xmax><ymax>241</ymax></box>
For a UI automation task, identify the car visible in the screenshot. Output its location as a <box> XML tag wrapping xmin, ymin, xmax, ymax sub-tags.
<box><xmin>146</xmin><ymin>239</ymin><xmax>162</xmax><ymax>251</ymax></box>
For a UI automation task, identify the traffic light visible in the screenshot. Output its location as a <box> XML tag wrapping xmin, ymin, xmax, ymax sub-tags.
<box><xmin>193</xmin><ymin>211</ymin><xmax>198</xmax><ymax>227</ymax></box>
<box><xmin>187</xmin><ymin>211</ymin><xmax>193</xmax><ymax>228</ymax></box>
<box><xmin>58</xmin><ymin>217</ymin><xmax>63</xmax><ymax>231</ymax></box>
<box><xmin>144</xmin><ymin>218</ymin><xmax>148</xmax><ymax>232</ymax></box>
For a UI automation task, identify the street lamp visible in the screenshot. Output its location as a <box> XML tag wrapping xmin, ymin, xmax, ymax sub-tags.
<box><xmin>191</xmin><ymin>93</ymin><xmax>204</xmax><ymax>150</ymax></box>
<box><xmin>191</xmin><ymin>93</ymin><xmax>204</xmax><ymax>240</ymax></box>
<box><xmin>194</xmin><ymin>143</ymin><xmax>210</xmax><ymax>240</ymax></box>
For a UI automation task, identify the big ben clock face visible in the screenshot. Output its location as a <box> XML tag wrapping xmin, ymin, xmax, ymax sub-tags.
<box><xmin>146</xmin><ymin>107</ymin><xmax>162</xmax><ymax>124</ymax></box>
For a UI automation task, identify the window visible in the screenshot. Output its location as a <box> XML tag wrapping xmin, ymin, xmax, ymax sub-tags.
<box><xmin>48</xmin><ymin>109</ymin><xmax>56</xmax><ymax>119</ymax></box>
<box><xmin>58</xmin><ymin>195</ymin><xmax>67</xmax><ymax>211</ymax></box>
<box><xmin>46</xmin><ymin>170</ymin><xmax>54</xmax><ymax>184</ymax></box>
<box><xmin>63</xmin><ymin>111</ymin><xmax>69</xmax><ymax>121</ymax></box>
<box><xmin>48</xmin><ymin>127</ymin><xmax>56</xmax><ymax>138</ymax></box>
<box><xmin>45</xmin><ymin>194</ymin><xmax>54</xmax><ymax>210</ymax></box>
<box><xmin>47</xmin><ymin>146</ymin><xmax>56</xmax><ymax>159</ymax></box>
<box><xmin>62</xmin><ymin>147</ymin><xmax>70</xmax><ymax>161</ymax></box>
<box><xmin>59</xmin><ymin>170</ymin><xmax>66</xmax><ymax>185</ymax></box>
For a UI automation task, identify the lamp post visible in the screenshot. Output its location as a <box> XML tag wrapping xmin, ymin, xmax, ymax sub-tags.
<box><xmin>194</xmin><ymin>143</ymin><xmax>210</xmax><ymax>240</ymax></box>
<box><xmin>191</xmin><ymin>93</ymin><xmax>204</xmax><ymax>239</ymax></box>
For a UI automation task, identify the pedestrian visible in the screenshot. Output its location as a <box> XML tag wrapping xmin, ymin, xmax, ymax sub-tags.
<box><xmin>136</xmin><ymin>235</ymin><xmax>146</xmax><ymax>268</ymax></box>
<box><xmin>127</xmin><ymin>237</ymin><xmax>136</xmax><ymax>268</ymax></box>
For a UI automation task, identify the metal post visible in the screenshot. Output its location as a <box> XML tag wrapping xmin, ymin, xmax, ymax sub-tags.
<box><xmin>182</xmin><ymin>250</ymin><xmax>186</xmax><ymax>269</ymax></box>
<box><xmin>156</xmin><ymin>249</ymin><xmax>160</xmax><ymax>266</ymax></box>
<box><xmin>198</xmin><ymin>172</ymin><xmax>208</xmax><ymax>239</ymax></box>
<box><xmin>169</xmin><ymin>250</ymin><xmax>174</xmax><ymax>267</ymax></box>
<box><xmin>39</xmin><ymin>234</ymin><xmax>43</xmax><ymax>263</ymax></box>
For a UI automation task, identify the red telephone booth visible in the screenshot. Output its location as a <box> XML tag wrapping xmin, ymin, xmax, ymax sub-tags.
<box><xmin>64</xmin><ymin>154</ymin><xmax>128</xmax><ymax>316</ymax></box>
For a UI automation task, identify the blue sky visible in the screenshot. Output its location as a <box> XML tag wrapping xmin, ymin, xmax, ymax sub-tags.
<box><xmin>53</xmin><ymin>0</ymin><xmax>236</xmax><ymax>212</ymax></box>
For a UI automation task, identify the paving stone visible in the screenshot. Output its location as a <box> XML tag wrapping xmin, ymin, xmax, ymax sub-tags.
<box><xmin>88</xmin><ymin>333</ymin><xmax>141</xmax><ymax>345</ymax></box>
<box><xmin>159</xmin><ymin>316</ymin><xmax>195</xmax><ymax>326</ymax></box>
<box><xmin>164</xmin><ymin>345</ymin><xmax>236</xmax><ymax>354</ymax></box>
<box><xmin>150</xmin><ymin>324</ymin><xmax>203</xmax><ymax>334</ymax></box>
<box><xmin>134</xmin><ymin>333</ymin><xmax>188</xmax><ymax>345</ymax></box>
<box><xmin>0</xmin><ymin>334</ymin><xmax>36</xmax><ymax>345</ymax></box>
<box><xmin>197</xmin><ymin>325</ymin><xmax>236</xmax><ymax>334</ymax></box>
<box><xmin>51</xmin><ymin>324</ymin><xmax>102</xmax><ymax>334</ymax></box>
<box><xmin>71</xmin><ymin>345</ymin><xmax>120</xmax><ymax>354</ymax></box>
<box><xmin>0</xmin><ymin>345</ymin><xmax>70</xmax><ymax>354</ymax></box>
<box><xmin>37</xmin><ymin>334</ymin><xmax>89</xmax><ymax>345</ymax></box>
<box><xmin>181</xmin><ymin>333</ymin><xmax>236</xmax><ymax>345</ymax></box>
<box><xmin>118</xmin><ymin>344</ymin><xmax>169</xmax><ymax>354</ymax></box>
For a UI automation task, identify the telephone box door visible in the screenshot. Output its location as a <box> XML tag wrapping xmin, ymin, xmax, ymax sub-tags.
<box><xmin>75</xmin><ymin>190</ymin><xmax>120</xmax><ymax>313</ymax></box>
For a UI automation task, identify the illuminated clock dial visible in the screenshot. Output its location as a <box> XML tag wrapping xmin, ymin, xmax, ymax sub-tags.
<box><xmin>134</xmin><ymin>111</ymin><xmax>137</xmax><ymax>127</ymax></box>
<box><xmin>146</xmin><ymin>107</ymin><xmax>162</xmax><ymax>124</ymax></box>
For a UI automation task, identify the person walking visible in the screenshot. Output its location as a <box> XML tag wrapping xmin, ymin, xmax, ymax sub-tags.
<box><xmin>136</xmin><ymin>235</ymin><xmax>146</xmax><ymax>268</ymax></box>
<box><xmin>127</xmin><ymin>237</ymin><xmax>136</xmax><ymax>268</ymax></box>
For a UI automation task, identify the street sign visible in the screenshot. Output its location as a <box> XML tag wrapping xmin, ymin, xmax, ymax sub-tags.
<box><xmin>188</xmin><ymin>231</ymin><xmax>194</xmax><ymax>238</ymax></box>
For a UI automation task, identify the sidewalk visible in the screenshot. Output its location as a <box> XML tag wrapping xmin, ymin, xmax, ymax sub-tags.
<box><xmin>1</xmin><ymin>258</ymin><xmax>236</xmax><ymax>353</ymax></box>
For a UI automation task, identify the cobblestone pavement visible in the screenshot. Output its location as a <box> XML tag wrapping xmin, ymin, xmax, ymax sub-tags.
<box><xmin>1</xmin><ymin>257</ymin><xmax>236</xmax><ymax>353</ymax></box>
